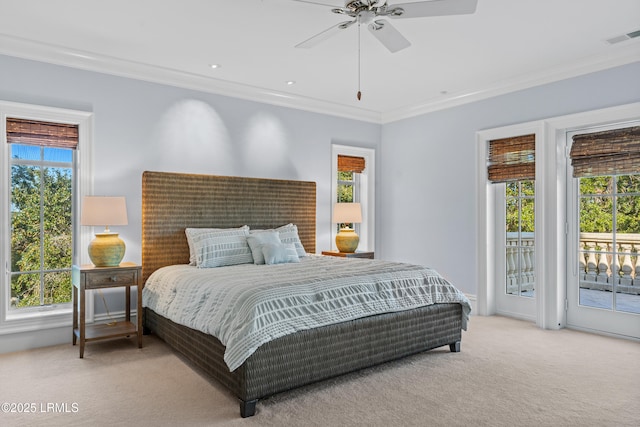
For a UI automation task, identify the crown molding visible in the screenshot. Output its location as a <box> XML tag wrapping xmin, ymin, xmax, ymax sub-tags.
<box><xmin>381</xmin><ymin>48</ymin><xmax>640</xmax><ymax>124</ymax></box>
<box><xmin>0</xmin><ymin>34</ymin><xmax>382</xmax><ymax>124</ymax></box>
<box><xmin>1</xmin><ymin>33</ymin><xmax>638</xmax><ymax>125</ymax></box>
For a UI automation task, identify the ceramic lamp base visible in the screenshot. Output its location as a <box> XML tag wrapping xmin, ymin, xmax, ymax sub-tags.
<box><xmin>88</xmin><ymin>233</ymin><xmax>126</xmax><ymax>267</ymax></box>
<box><xmin>335</xmin><ymin>227</ymin><xmax>359</xmax><ymax>253</ymax></box>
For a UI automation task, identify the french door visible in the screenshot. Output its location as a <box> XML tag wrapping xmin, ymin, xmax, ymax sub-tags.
<box><xmin>566</xmin><ymin>127</ymin><xmax>640</xmax><ymax>339</ymax></box>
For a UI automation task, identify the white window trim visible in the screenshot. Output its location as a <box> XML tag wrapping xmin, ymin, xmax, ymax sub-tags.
<box><xmin>476</xmin><ymin>102</ymin><xmax>640</xmax><ymax>330</ymax></box>
<box><xmin>331</xmin><ymin>144</ymin><xmax>375</xmax><ymax>252</ymax></box>
<box><xmin>0</xmin><ymin>101</ymin><xmax>93</xmax><ymax>335</ymax></box>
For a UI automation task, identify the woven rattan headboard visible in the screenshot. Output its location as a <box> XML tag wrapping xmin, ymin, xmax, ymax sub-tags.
<box><xmin>141</xmin><ymin>171</ymin><xmax>317</xmax><ymax>283</ymax></box>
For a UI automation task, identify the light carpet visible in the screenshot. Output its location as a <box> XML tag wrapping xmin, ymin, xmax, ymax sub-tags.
<box><xmin>1</xmin><ymin>315</ymin><xmax>638</xmax><ymax>427</ymax></box>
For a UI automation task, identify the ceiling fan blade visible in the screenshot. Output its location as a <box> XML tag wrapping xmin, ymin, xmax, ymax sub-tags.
<box><xmin>291</xmin><ymin>0</ymin><xmax>344</xmax><ymax>7</ymax></box>
<box><xmin>389</xmin><ymin>0</ymin><xmax>478</xmax><ymax>18</ymax></box>
<box><xmin>295</xmin><ymin>21</ymin><xmax>355</xmax><ymax>49</ymax></box>
<box><xmin>368</xmin><ymin>20</ymin><xmax>411</xmax><ymax>53</ymax></box>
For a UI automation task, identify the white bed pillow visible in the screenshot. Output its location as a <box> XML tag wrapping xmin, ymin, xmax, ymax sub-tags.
<box><xmin>190</xmin><ymin>227</ymin><xmax>252</xmax><ymax>268</ymax></box>
<box><xmin>246</xmin><ymin>231</ymin><xmax>281</xmax><ymax>265</ymax></box>
<box><xmin>185</xmin><ymin>226</ymin><xmax>249</xmax><ymax>266</ymax></box>
<box><xmin>275</xmin><ymin>223</ymin><xmax>306</xmax><ymax>257</ymax></box>
<box><xmin>262</xmin><ymin>243</ymin><xmax>300</xmax><ymax>265</ymax></box>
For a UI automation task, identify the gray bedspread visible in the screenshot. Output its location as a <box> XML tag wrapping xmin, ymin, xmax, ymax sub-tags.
<box><xmin>142</xmin><ymin>255</ymin><xmax>471</xmax><ymax>371</ymax></box>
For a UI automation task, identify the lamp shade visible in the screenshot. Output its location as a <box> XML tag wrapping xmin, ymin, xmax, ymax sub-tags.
<box><xmin>81</xmin><ymin>196</ymin><xmax>128</xmax><ymax>230</ymax></box>
<box><xmin>333</xmin><ymin>202</ymin><xmax>362</xmax><ymax>224</ymax></box>
<box><xmin>81</xmin><ymin>196</ymin><xmax>128</xmax><ymax>267</ymax></box>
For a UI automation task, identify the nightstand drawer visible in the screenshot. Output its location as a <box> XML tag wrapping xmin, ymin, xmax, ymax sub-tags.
<box><xmin>85</xmin><ymin>270</ymin><xmax>136</xmax><ymax>288</ymax></box>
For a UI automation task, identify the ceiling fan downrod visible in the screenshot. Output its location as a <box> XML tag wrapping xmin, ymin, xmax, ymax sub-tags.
<box><xmin>357</xmin><ymin>22</ymin><xmax>362</xmax><ymax>101</ymax></box>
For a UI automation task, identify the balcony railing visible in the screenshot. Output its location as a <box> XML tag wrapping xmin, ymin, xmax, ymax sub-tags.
<box><xmin>579</xmin><ymin>233</ymin><xmax>640</xmax><ymax>295</ymax></box>
<box><xmin>506</xmin><ymin>232</ymin><xmax>640</xmax><ymax>296</ymax></box>
<box><xmin>506</xmin><ymin>233</ymin><xmax>535</xmax><ymax>294</ymax></box>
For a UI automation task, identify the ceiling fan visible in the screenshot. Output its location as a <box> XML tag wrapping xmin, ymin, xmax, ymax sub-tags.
<box><xmin>294</xmin><ymin>0</ymin><xmax>479</xmax><ymax>53</ymax></box>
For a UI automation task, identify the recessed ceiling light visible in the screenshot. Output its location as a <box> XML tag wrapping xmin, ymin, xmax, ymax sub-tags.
<box><xmin>286</xmin><ymin>81</ymin><xmax>296</xmax><ymax>85</ymax></box>
<box><xmin>210</xmin><ymin>64</ymin><xmax>220</xmax><ymax>69</ymax></box>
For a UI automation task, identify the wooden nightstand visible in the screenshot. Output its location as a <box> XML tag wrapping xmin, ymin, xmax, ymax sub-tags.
<box><xmin>322</xmin><ymin>250</ymin><xmax>375</xmax><ymax>259</ymax></box>
<box><xmin>72</xmin><ymin>262</ymin><xmax>142</xmax><ymax>358</ymax></box>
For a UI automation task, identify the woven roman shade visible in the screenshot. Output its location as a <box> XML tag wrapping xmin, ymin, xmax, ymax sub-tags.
<box><xmin>487</xmin><ymin>134</ymin><xmax>535</xmax><ymax>183</ymax></box>
<box><xmin>338</xmin><ymin>155</ymin><xmax>365</xmax><ymax>173</ymax></box>
<box><xmin>6</xmin><ymin>118</ymin><xmax>78</xmax><ymax>149</ymax></box>
<box><xmin>569</xmin><ymin>125</ymin><xmax>640</xmax><ymax>177</ymax></box>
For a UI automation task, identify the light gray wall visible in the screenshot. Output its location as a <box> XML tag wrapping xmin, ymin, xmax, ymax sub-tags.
<box><xmin>0</xmin><ymin>54</ymin><xmax>380</xmax><ymax>321</ymax></box>
<box><xmin>1</xmin><ymin>52</ymin><xmax>639</xmax><ymax>347</ymax></box>
<box><xmin>379</xmin><ymin>61</ymin><xmax>640</xmax><ymax>295</ymax></box>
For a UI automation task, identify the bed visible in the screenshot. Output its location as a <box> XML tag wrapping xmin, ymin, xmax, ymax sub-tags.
<box><xmin>141</xmin><ymin>171</ymin><xmax>470</xmax><ymax>417</ymax></box>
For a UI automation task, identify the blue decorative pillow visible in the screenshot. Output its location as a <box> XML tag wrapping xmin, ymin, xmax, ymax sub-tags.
<box><xmin>276</xmin><ymin>223</ymin><xmax>306</xmax><ymax>257</ymax></box>
<box><xmin>262</xmin><ymin>243</ymin><xmax>300</xmax><ymax>265</ymax></box>
<box><xmin>246</xmin><ymin>231</ymin><xmax>281</xmax><ymax>264</ymax></box>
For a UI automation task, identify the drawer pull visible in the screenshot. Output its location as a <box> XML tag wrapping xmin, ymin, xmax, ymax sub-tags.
<box><xmin>110</xmin><ymin>276</ymin><xmax>118</xmax><ymax>282</ymax></box>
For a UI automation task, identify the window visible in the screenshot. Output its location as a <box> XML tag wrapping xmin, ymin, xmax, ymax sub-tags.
<box><xmin>1</xmin><ymin>101</ymin><xmax>91</xmax><ymax>334</ymax></box>
<box><xmin>337</xmin><ymin>155</ymin><xmax>363</xmax><ymax>235</ymax></box>
<box><xmin>337</xmin><ymin>154</ymin><xmax>365</xmax><ymax>204</ymax></box>
<box><xmin>488</xmin><ymin>134</ymin><xmax>536</xmax><ymax>299</ymax></box>
<box><xmin>505</xmin><ymin>180</ymin><xmax>535</xmax><ymax>297</ymax></box>
<box><xmin>8</xmin><ymin>118</ymin><xmax>78</xmax><ymax>311</ymax></box>
<box><xmin>331</xmin><ymin>145</ymin><xmax>375</xmax><ymax>251</ymax></box>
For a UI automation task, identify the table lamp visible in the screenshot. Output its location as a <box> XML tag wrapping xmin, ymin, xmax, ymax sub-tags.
<box><xmin>81</xmin><ymin>196</ymin><xmax>128</xmax><ymax>267</ymax></box>
<box><xmin>333</xmin><ymin>202</ymin><xmax>362</xmax><ymax>253</ymax></box>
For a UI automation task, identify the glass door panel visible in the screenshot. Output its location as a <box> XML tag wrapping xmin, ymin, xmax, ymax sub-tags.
<box><xmin>568</xmin><ymin>170</ymin><xmax>640</xmax><ymax>339</ymax></box>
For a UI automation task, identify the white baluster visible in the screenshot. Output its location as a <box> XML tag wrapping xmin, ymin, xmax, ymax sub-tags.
<box><xmin>620</xmin><ymin>244</ymin><xmax>633</xmax><ymax>287</ymax></box>
<box><xmin>634</xmin><ymin>244</ymin><xmax>640</xmax><ymax>287</ymax></box>
<box><xmin>528</xmin><ymin>239</ymin><xmax>535</xmax><ymax>292</ymax></box>
<box><xmin>506</xmin><ymin>240</ymin><xmax>516</xmax><ymax>295</ymax></box>
<box><xmin>585</xmin><ymin>242</ymin><xmax>598</xmax><ymax>282</ymax></box>
<box><xmin>609</xmin><ymin>243</ymin><xmax>621</xmax><ymax>286</ymax></box>
<box><xmin>578</xmin><ymin>240</ymin><xmax>587</xmax><ymax>281</ymax></box>
<box><xmin>597</xmin><ymin>244</ymin><xmax>610</xmax><ymax>284</ymax></box>
<box><xmin>523</xmin><ymin>239</ymin><xmax>532</xmax><ymax>283</ymax></box>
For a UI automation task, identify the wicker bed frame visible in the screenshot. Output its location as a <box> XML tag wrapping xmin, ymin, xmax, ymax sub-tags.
<box><xmin>141</xmin><ymin>171</ymin><xmax>463</xmax><ymax>417</ymax></box>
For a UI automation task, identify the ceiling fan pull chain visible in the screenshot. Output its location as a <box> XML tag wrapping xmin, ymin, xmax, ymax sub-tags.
<box><xmin>357</xmin><ymin>22</ymin><xmax>362</xmax><ymax>101</ymax></box>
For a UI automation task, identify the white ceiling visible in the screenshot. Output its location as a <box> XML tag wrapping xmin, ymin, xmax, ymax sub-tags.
<box><xmin>0</xmin><ymin>0</ymin><xmax>639</xmax><ymax>123</ymax></box>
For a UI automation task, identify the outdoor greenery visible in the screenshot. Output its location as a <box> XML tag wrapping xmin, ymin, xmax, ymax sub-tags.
<box><xmin>506</xmin><ymin>175</ymin><xmax>640</xmax><ymax>235</ymax></box>
<box><xmin>506</xmin><ymin>180</ymin><xmax>535</xmax><ymax>233</ymax></box>
<box><xmin>11</xmin><ymin>163</ymin><xmax>72</xmax><ymax>308</ymax></box>
<box><xmin>579</xmin><ymin>175</ymin><xmax>640</xmax><ymax>234</ymax></box>
<box><xmin>337</xmin><ymin>171</ymin><xmax>354</xmax><ymax>203</ymax></box>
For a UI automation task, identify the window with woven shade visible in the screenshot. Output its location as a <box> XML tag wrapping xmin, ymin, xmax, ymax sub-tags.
<box><xmin>485</xmin><ymin>133</ymin><xmax>537</xmax><ymax>300</ymax></box>
<box><xmin>1</xmin><ymin>101</ymin><xmax>93</xmax><ymax>342</ymax></box>
<box><xmin>569</xmin><ymin>125</ymin><xmax>640</xmax><ymax>177</ymax></box>
<box><xmin>487</xmin><ymin>134</ymin><xmax>535</xmax><ymax>183</ymax></box>
<box><xmin>569</xmin><ymin>124</ymin><xmax>640</xmax><ymax>316</ymax></box>
<box><xmin>333</xmin><ymin>146</ymin><xmax>375</xmax><ymax>254</ymax></box>
<box><xmin>6</xmin><ymin>117</ymin><xmax>78</xmax><ymax>310</ymax></box>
